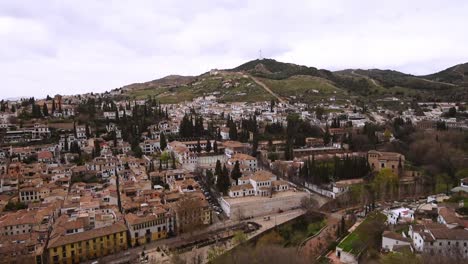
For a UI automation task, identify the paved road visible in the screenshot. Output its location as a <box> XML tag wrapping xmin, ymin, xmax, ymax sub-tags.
<box><xmin>91</xmin><ymin>209</ymin><xmax>305</xmax><ymax>264</ymax></box>
<box><xmin>179</xmin><ymin>209</ymin><xmax>305</xmax><ymax>263</ymax></box>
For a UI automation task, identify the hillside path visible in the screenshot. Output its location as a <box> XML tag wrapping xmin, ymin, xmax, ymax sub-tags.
<box><xmin>248</xmin><ymin>75</ymin><xmax>287</xmax><ymax>104</ymax></box>
<box><xmin>350</xmin><ymin>70</ymin><xmax>379</xmax><ymax>86</ymax></box>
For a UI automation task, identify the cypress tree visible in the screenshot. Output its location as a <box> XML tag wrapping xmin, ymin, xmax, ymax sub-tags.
<box><xmin>230</xmin><ymin>161</ymin><xmax>242</xmax><ymax>184</ymax></box>
<box><xmin>196</xmin><ymin>139</ymin><xmax>202</xmax><ymax>153</ymax></box>
<box><xmin>205</xmin><ymin>140</ymin><xmax>212</xmax><ymax>152</ymax></box>
<box><xmin>213</xmin><ymin>141</ymin><xmax>218</xmax><ymax>154</ymax></box>
<box><xmin>160</xmin><ymin>133</ymin><xmax>167</xmax><ymax>150</ymax></box>
<box><xmin>42</xmin><ymin>103</ymin><xmax>49</xmax><ymax>116</ymax></box>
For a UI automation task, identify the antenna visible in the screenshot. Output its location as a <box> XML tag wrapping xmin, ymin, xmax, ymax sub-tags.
<box><xmin>258</xmin><ymin>49</ymin><xmax>263</xmax><ymax>60</ymax></box>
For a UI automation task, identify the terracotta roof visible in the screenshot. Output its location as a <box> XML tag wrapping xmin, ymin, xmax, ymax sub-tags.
<box><xmin>382</xmin><ymin>231</ymin><xmax>411</xmax><ymax>242</ymax></box>
<box><xmin>230</xmin><ymin>183</ymin><xmax>254</xmax><ymax>192</ymax></box>
<box><xmin>47</xmin><ymin>217</ymin><xmax>127</xmax><ymax>248</ymax></box>
<box><xmin>251</xmin><ymin>170</ymin><xmax>274</xmax><ymax>182</ymax></box>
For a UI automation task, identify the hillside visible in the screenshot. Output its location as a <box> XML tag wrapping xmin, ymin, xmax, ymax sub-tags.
<box><xmin>121</xmin><ymin>75</ymin><xmax>196</xmax><ymax>92</ymax></box>
<box><xmin>124</xmin><ymin>71</ymin><xmax>275</xmax><ymax>103</ymax></box>
<box><xmin>122</xmin><ymin>58</ymin><xmax>468</xmax><ymax>103</ymax></box>
<box><xmin>421</xmin><ymin>63</ymin><xmax>468</xmax><ymax>86</ymax></box>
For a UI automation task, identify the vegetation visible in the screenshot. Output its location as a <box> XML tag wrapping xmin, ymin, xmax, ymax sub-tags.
<box><xmin>337</xmin><ymin>212</ymin><xmax>386</xmax><ymax>254</ymax></box>
<box><xmin>4</xmin><ymin>201</ymin><xmax>28</xmax><ymax>211</ymax></box>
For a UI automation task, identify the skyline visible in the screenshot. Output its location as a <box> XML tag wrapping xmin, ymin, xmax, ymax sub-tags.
<box><xmin>1</xmin><ymin>0</ymin><xmax>468</xmax><ymax>99</ymax></box>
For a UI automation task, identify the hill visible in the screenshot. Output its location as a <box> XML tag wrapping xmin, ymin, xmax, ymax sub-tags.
<box><xmin>421</xmin><ymin>63</ymin><xmax>468</xmax><ymax>86</ymax></box>
<box><xmin>121</xmin><ymin>75</ymin><xmax>196</xmax><ymax>92</ymax></box>
<box><xmin>122</xmin><ymin>58</ymin><xmax>468</xmax><ymax>103</ymax></box>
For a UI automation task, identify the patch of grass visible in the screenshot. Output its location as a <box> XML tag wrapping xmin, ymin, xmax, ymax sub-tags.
<box><xmin>337</xmin><ymin>212</ymin><xmax>386</xmax><ymax>253</ymax></box>
<box><xmin>126</xmin><ymin>75</ymin><xmax>274</xmax><ymax>103</ymax></box>
<box><xmin>259</xmin><ymin>75</ymin><xmax>345</xmax><ymax>103</ymax></box>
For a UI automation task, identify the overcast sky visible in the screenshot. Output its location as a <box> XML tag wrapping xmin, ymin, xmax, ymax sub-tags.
<box><xmin>1</xmin><ymin>0</ymin><xmax>468</xmax><ymax>99</ymax></box>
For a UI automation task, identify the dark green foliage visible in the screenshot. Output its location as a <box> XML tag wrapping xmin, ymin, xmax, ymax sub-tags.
<box><xmin>216</xmin><ymin>164</ymin><xmax>231</xmax><ymax>195</ymax></box>
<box><xmin>230</xmin><ymin>161</ymin><xmax>242</xmax><ymax>183</ymax></box>
<box><xmin>205</xmin><ymin>140</ymin><xmax>212</xmax><ymax>152</ymax></box>
<box><xmin>4</xmin><ymin>201</ymin><xmax>28</xmax><ymax>211</ymax></box>
<box><xmin>160</xmin><ymin>133</ymin><xmax>167</xmax><ymax>150</ymax></box>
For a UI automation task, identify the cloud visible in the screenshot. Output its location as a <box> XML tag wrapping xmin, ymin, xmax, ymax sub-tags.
<box><xmin>0</xmin><ymin>0</ymin><xmax>467</xmax><ymax>98</ymax></box>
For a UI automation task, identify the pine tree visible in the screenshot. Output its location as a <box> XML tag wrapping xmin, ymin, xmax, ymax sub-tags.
<box><xmin>213</xmin><ymin>141</ymin><xmax>218</xmax><ymax>154</ymax></box>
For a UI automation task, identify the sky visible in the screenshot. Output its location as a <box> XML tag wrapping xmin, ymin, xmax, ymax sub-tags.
<box><xmin>1</xmin><ymin>0</ymin><xmax>468</xmax><ymax>99</ymax></box>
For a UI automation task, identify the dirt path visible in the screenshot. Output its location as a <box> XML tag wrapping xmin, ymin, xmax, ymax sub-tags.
<box><xmin>249</xmin><ymin>75</ymin><xmax>287</xmax><ymax>104</ymax></box>
<box><xmin>350</xmin><ymin>70</ymin><xmax>379</xmax><ymax>86</ymax></box>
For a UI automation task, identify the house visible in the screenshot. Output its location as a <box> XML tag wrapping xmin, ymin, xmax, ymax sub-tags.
<box><xmin>409</xmin><ymin>223</ymin><xmax>468</xmax><ymax>257</ymax></box>
<box><xmin>227</xmin><ymin>153</ymin><xmax>257</xmax><ymax>172</ymax></box>
<box><xmin>368</xmin><ymin>150</ymin><xmax>404</xmax><ymax>175</ymax></box>
<box><xmin>47</xmin><ymin>215</ymin><xmax>128</xmax><ymax>264</ymax></box>
<box><xmin>437</xmin><ymin>207</ymin><xmax>464</xmax><ymax>229</ymax></box>
<box><xmin>382</xmin><ymin>231</ymin><xmax>412</xmax><ymax>252</ymax></box>
<box><xmin>37</xmin><ymin>150</ymin><xmax>54</xmax><ymax>163</ymax></box>
<box><xmin>384</xmin><ymin>207</ymin><xmax>414</xmax><ymax>225</ymax></box>
<box><xmin>125</xmin><ymin>208</ymin><xmax>174</xmax><ymax>247</ymax></box>
<box><xmin>228</xmin><ymin>170</ymin><xmax>287</xmax><ymax>198</ymax></box>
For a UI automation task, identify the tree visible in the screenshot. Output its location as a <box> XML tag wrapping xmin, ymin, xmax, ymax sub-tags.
<box><xmin>196</xmin><ymin>139</ymin><xmax>202</xmax><ymax>153</ymax></box>
<box><xmin>213</xmin><ymin>140</ymin><xmax>218</xmax><ymax>154</ymax></box>
<box><xmin>51</xmin><ymin>99</ymin><xmax>56</xmax><ymax>114</ymax></box>
<box><xmin>205</xmin><ymin>170</ymin><xmax>215</xmax><ymax>188</ymax></box>
<box><xmin>230</xmin><ymin>161</ymin><xmax>242</xmax><ymax>184</ymax></box>
<box><xmin>171</xmin><ymin>154</ymin><xmax>177</xmax><ymax>169</ymax></box>
<box><xmin>323</xmin><ymin>125</ymin><xmax>331</xmax><ymax>145</ymax></box>
<box><xmin>252</xmin><ymin>133</ymin><xmax>259</xmax><ymax>157</ymax></box>
<box><xmin>216</xmin><ymin>164</ymin><xmax>231</xmax><ymax>195</ymax></box>
<box><xmin>85</xmin><ymin>124</ymin><xmax>91</xmax><ymax>138</ymax></box>
<box><xmin>93</xmin><ymin>140</ymin><xmax>101</xmax><ymax>157</ymax></box>
<box><xmin>447</xmin><ymin>107</ymin><xmax>457</xmax><ymax>117</ymax></box>
<box><xmin>160</xmin><ymin>133</ymin><xmax>167</xmax><ymax>150</ymax></box>
<box><xmin>64</xmin><ymin>136</ymin><xmax>69</xmax><ymax>152</ymax></box>
<box><xmin>270</xmin><ymin>99</ymin><xmax>275</xmax><ymax>112</ymax></box>
<box><xmin>372</xmin><ymin>169</ymin><xmax>399</xmax><ymax>201</ymax></box>
<box><xmin>215</xmin><ymin>160</ymin><xmax>222</xmax><ymax>177</ymax></box>
<box><xmin>205</xmin><ymin>140</ymin><xmax>212</xmax><ymax>152</ymax></box>
<box><xmin>175</xmin><ymin>194</ymin><xmax>205</xmax><ymax>235</ymax></box>
<box><xmin>42</xmin><ymin>103</ymin><xmax>49</xmax><ymax>116</ymax></box>
<box><xmin>229</xmin><ymin>122</ymin><xmax>238</xmax><ymax>140</ymax></box>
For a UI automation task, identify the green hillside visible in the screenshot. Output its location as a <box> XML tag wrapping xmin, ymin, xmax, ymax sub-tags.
<box><xmin>121</xmin><ymin>58</ymin><xmax>468</xmax><ymax>103</ymax></box>
<box><xmin>125</xmin><ymin>72</ymin><xmax>274</xmax><ymax>103</ymax></box>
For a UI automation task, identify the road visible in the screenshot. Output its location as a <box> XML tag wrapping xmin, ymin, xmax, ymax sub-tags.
<box><xmin>178</xmin><ymin>209</ymin><xmax>305</xmax><ymax>263</ymax></box>
<box><xmin>91</xmin><ymin>209</ymin><xmax>305</xmax><ymax>264</ymax></box>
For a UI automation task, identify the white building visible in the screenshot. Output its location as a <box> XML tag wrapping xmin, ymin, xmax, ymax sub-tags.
<box><xmin>381</xmin><ymin>231</ymin><xmax>412</xmax><ymax>252</ymax></box>
<box><xmin>384</xmin><ymin>207</ymin><xmax>414</xmax><ymax>225</ymax></box>
<box><xmin>409</xmin><ymin>223</ymin><xmax>468</xmax><ymax>257</ymax></box>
